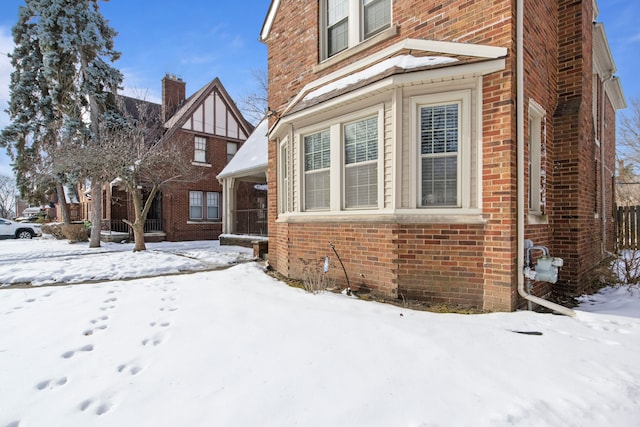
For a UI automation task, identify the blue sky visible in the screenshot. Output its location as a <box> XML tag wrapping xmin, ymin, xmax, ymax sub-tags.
<box><xmin>0</xmin><ymin>0</ymin><xmax>638</xmax><ymax>179</ymax></box>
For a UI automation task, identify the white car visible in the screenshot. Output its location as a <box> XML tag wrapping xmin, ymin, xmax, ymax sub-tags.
<box><xmin>0</xmin><ymin>218</ymin><xmax>43</xmax><ymax>239</ymax></box>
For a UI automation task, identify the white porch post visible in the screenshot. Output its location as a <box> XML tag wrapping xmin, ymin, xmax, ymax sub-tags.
<box><xmin>222</xmin><ymin>177</ymin><xmax>236</xmax><ymax>234</ymax></box>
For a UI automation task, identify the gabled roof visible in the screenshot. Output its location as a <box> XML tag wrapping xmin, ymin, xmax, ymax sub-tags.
<box><xmin>217</xmin><ymin>118</ymin><xmax>268</xmax><ymax>180</ymax></box>
<box><xmin>160</xmin><ymin>77</ymin><xmax>254</xmax><ymax>144</ymax></box>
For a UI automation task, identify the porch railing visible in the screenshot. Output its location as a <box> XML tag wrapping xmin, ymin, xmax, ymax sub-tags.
<box><xmin>101</xmin><ymin>219</ymin><xmax>163</xmax><ymax>234</ymax></box>
<box><xmin>235</xmin><ymin>208</ymin><xmax>268</xmax><ymax>236</ymax></box>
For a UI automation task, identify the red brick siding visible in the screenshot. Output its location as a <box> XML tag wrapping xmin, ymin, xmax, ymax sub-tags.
<box><xmin>162</xmin><ymin>131</ymin><xmax>234</xmax><ymax>241</ymax></box>
<box><xmin>266</xmin><ymin>0</ymin><xmax>611</xmax><ymax>310</ymax></box>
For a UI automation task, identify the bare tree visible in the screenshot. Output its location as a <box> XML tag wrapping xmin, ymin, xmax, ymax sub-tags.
<box><xmin>91</xmin><ymin>97</ymin><xmax>204</xmax><ymax>251</ymax></box>
<box><xmin>0</xmin><ymin>175</ymin><xmax>18</xmax><ymax>219</ymax></box>
<box><xmin>239</xmin><ymin>68</ymin><xmax>268</xmax><ymax>125</ymax></box>
<box><xmin>619</xmin><ymin>98</ymin><xmax>640</xmax><ymax>167</ymax></box>
<box><xmin>617</xmin><ymin>97</ymin><xmax>640</xmax><ymax>206</ymax></box>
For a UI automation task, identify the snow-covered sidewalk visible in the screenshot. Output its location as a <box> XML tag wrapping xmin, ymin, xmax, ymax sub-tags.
<box><xmin>0</xmin><ymin>238</ymin><xmax>254</xmax><ymax>287</ymax></box>
<box><xmin>0</xmin><ymin>239</ymin><xmax>639</xmax><ymax>426</ymax></box>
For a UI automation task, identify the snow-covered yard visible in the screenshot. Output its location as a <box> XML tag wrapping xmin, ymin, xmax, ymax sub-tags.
<box><xmin>0</xmin><ymin>238</ymin><xmax>639</xmax><ymax>426</ymax></box>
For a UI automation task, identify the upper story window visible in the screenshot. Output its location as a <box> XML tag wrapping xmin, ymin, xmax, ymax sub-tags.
<box><xmin>227</xmin><ymin>142</ymin><xmax>238</xmax><ymax>163</ymax></box>
<box><xmin>194</xmin><ymin>136</ymin><xmax>207</xmax><ymax>163</ymax></box>
<box><xmin>322</xmin><ymin>0</ymin><xmax>391</xmax><ymax>59</ymax></box>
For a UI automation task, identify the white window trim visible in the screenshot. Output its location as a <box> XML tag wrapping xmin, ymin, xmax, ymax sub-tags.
<box><xmin>295</xmin><ymin>105</ymin><xmax>384</xmax><ymax>214</ymax></box>
<box><xmin>194</xmin><ymin>136</ymin><xmax>207</xmax><ymax>163</ymax></box>
<box><xmin>528</xmin><ymin>100</ymin><xmax>547</xmax><ymax>220</ymax></box>
<box><xmin>189</xmin><ymin>190</ymin><xmax>221</xmax><ymax>222</ymax></box>
<box><xmin>320</xmin><ymin>0</ymin><xmax>392</xmax><ymax>61</ymax></box>
<box><xmin>278</xmin><ymin>138</ymin><xmax>290</xmax><ymax>214</ymax></box>
<box><xmin>189</xmin><ymin>190</ymin><xmax>203</xmax><ymax>220</ymax></box>
<box><xmin>409</xmin><ymin>90</ymin><xmax>472</xmax><ymax>212</ymax></box>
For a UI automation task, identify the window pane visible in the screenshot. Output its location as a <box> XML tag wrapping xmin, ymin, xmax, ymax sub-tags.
<box><xmin>420</xmin><ymin>104</ymin><xmax>459</xmax><ymax>155</ymax></box>
<box><xmin>206</xmin><ymin>192</ymin><xmax>219</xmax><ymax>219</ymax></box>
<box><xmin>305</xmin><ymin>170</ymin><xmax>330</xmax><ymax>210</ymax></box>
<box><xmin>327</xmin><ymin>0</ymin><xmax>349</xmax><ymax>56</ymax></box>
<box><xmin>345</xmin><ymin>163</ymin><xmax>377</xmax><ymax>208</ymax></box>
<box><xmin>304</xmin><ymin>130</ymin><xmax>330</xmax><ymax>171</ymax></box>
<box><xmin>304</xmin><ymin>130</ymin><xmax>330</xmax><ymax>210</ymax></box>
<box><xmin>189</xmin><ymin>191</ymin><xmax>203</xmax><ymax>219</ymax></box>
<box><xmin>344</xmin><ymin>116</ymin><xmax>378</xmax><ymax>209</ymax></box>
<box><xmin>363</xmin><ymin>0</ymin><xmax>391</xmax><ymax>39</ymax></box>
<box><xmin>227</xmin><ymin>142</ymin><xmax>237</xmax><ymax>163</ymax></box>
<box><xmin>345</xmin><ymin>117</ymin><xmax>377</xmax><ymax>164</ymax></box>
<box><xmin>421</xmin><ymin>156</ymin><xmax>457</xmax><ymax>206</ymax></box>
<box><xmin>194</xmin><ymin>137</ymin><xmax>206</xmax><ymax>163</ymax></box>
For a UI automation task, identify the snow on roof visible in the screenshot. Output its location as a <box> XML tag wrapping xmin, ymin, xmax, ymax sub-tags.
<box><xmin>217</xmin><ymin>118</ymin><xmax>268</xmax><ymax>179</ymax></box>
<box><xmin>303</xmin><ymin>55</ymin><xmax>458</xmax><ymax>101</ymax></box>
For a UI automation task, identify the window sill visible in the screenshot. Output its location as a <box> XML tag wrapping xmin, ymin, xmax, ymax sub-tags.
<box><xmin>192</xmin><ymin>161</ymin><xmax>212</xmax><ymax>168</ymax></box>
<box><xmin>314</xmin><ymin>25</ymin><xmax>399</xmax><ymax>74</ymax></box>
<box><xmin>277</xmin><ymin>209</ymin><xmax>486</xmax><ymax>225</ymax></box>
<box><xmin>528</xmin><ymin>213</ymin><xmax>548</xmax><ymax>225</ymax></box>
<box><xmin>187</xmin><ymin>220</ymin><xmax>221</xmax><ymax>224</ymax></box>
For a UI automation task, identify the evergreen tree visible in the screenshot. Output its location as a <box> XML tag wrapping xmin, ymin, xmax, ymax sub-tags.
<box><xmin>0</xmin><ymin>0</ymin><xmax>123</xmax><ymax>247</ymax></box>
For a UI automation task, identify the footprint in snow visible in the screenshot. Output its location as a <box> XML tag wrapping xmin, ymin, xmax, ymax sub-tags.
<box><xmin>117</xmin><ymin>361</ymin><xmax>143</xmax><ymax>376</ymax></box>
<box><xmin>141</xmin><ymin>334</ymin><xmax>165</xmax><ymax>347</ymax></box>
<box><xmin>90</xmin><ymin>315</ymin><xmax>109</xmax><ymax>324</ymax></box>
<box><xmin>35</xmin><ymin>377</ymin><xmax>67</xmax><ymax>391</ymax></box>
<box><xmin>150</xmin><ymin>321</ymin><xmax>171</xmax><ymax>328</ymax></box>
<box><xmin>61</xmin><ymin>344</ymin><xmax>94</xmax><ymax>359</ymax></box>
<box><xmin>79</xmin><ymin>399</ymin><xmax>113</xmax><ymax>416</ymax></box>
<box><xmin>83</xmin><ymin>324</ymin><xmax>107</xmax><ymax>336</ymax></box>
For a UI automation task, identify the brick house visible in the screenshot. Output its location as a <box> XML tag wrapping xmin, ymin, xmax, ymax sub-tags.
<box><xmin>260</xmin><ymin>0</ymin><xmax>625</xmax><ymax>311</ymax></box>
<box><xmin>98</xmin><ymin>75</ymin><xmax>253</xmax><ymax>242</ymax></box>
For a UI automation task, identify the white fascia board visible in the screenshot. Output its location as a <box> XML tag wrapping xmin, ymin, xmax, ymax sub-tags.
<box><xmin>260</xmin><ymin>0</ymin><xmax>281</xmax><ymax>42</ymax></box>
<box><xmin>606</xmin><ymin>77</ymin><xmax>627</xmax><ymax>110</ymax></box>
<box><xmin>278</xmin><ymin>38</ymin><xmax>507</xmax><ymax>119</ymax></box>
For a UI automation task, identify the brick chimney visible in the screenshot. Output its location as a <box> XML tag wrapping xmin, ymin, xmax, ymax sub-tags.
<box><xmin>162</xmin><ymin>74</ymin><xmax>186</xmax><ymax>122</ymax></box>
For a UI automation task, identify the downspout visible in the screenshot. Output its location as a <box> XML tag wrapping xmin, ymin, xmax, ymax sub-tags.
<box><xmin>516</xmin><ymin>0</ymin><xmax>575</xmax><ymax>317</ymax></box>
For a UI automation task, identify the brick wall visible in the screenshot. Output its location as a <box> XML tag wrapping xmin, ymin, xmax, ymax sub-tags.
<box><xmin>161</xmin><ymin>131</ymin><xmax>231</xmax><ymax>241</ymax></box>
<box><xmin>552</xmin><ymin>0</ymin><xmax>599</xmax><ymax>296</ymax></box>
<box><xmin>265</xmin><ymin>0</ymin><xmax>608</xmax><ymax>310</ymax></box>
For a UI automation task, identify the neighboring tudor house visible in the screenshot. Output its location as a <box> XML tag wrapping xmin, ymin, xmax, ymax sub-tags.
<box><xmin>100</xmin><ymin>75</ymin><xmax>253</xmax><ymax>241</ymax></box>
<box><xmin>260</xmin><ymin>0</ymin><xmax>626</xmax><ymax>311</ymax></box>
